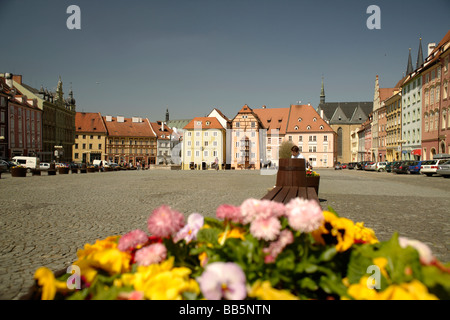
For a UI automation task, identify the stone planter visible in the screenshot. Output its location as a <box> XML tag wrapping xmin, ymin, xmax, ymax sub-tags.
<box><xmin>32</xmin><ymin>169</ymin><xmax>41</xmax><ymax>176</ymax></box>
<box><xmin>87</xmin><ymin>167</ymin><xmax>98</xmax><ymax>173</ymax></box>
<box><xmin>306</xmin><ymin>176</ymin><xmax>320</xmax><ymax>196</ymax></box>
<box><xmin>71</xmin><ymin>168</ymin><xmax>79</xmax><ymax>174</ymax></box>
<box><xmin>58</xmin><ymin>167</ymin><xmax>70</xmax><ymax>175</ymax></box>
<box><xmin>80</xmin><ymin>168</ymin><xmax>87</xmax><ymax>174</ymax></box>
<box><xmin>11</xmin><ymin>167</ymin><xmax>27</xmax><ymax>177</ymax></box>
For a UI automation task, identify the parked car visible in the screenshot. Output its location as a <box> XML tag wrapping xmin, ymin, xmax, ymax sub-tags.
<box><xmin>355</xmin><ymin>162</ymin><xmax>365</xmax><ymax>170</ymax></box>
<box><xmin>436</xmin><ymin>160</ymin><xmax>450</xmax><ymax>178</ymax></box>
<box><xmin>341</xmin><ymin>163</ymin><xmax>347</xmax><ymax>169</ymax></box>
<box><xmin>375</xmin><ymin>162</ymin><xmax>387</xmax><ymax>172</ymax></box>
<box><xmin>39</xmin><ymin>162</ymin><xmax>51</xmax><ymax>171</ymax></box>
<box><xmin>334</xmin><ymin>163</ymin><xmax>342</xmax><ymax>170</ymax></box>
<box><xmin>55</xmin><ymin>163</ymin><xmax>68</xmax><ymax>169</ymax></box>
<box><xmin>364</xmin><ymin>162</ymin><xmax>376</xmax><ymax>171</ymax></box>
<box><xmin>407</xmin><ymin>160</ymin><xmax>423</xmax><ymax>174</ymax></box>
<box><xmin>393</xmin><ymin>161</ymin><xmax>412</xmax><ymax>174</ymax></box>
<box><xmin>347</xmin><ymin>162</ymin><xmax>356</xmax><ymax>170</ymax></box>
<box><xmin>0</xmin><ymin>160</ymin><xmax>8</xmax><ymax>173</ymax></box>
<box><xmin>420</xmin><ymin>159</ymin><xmax>450</xmax><ymax>177</ymax></box>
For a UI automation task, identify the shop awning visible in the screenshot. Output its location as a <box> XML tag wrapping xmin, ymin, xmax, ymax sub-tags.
<box><xmin>412</xmin><ymin>149</ymin><xmax>422</xmax><ymax>156</ymax></box>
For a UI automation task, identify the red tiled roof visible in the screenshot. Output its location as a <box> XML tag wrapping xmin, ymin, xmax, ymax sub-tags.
<box><xmin>286</xmin><ymin>104</ymin><xmax>335</xmax><ymax>133</ymax></box>
<box><xmin>253</xmin><ymin>107</ymin><xmax>290</xmax><ymax>134</ymax></box>
<box><xmin>103</xmin><ymin>116</ymin><xmax>156</xmax><ymax>137</ymax></box>
<box><xmin>150</xmin><ymin>121</ymin><xmax>173</xmax><ymax>140</ymax></box>
<box><xmin>76</xmin><ymin>112</ymin><xmax>107</xmax><ymax>133</ymax></box>
<box><xmin>183</xmin><ymin>117</ymin><xmax>226</xmax><ymax>130</ymax></box>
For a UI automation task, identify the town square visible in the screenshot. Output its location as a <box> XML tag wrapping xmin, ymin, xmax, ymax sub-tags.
<box><xmin>1</xmin><ymin>0</ymin><xmax>449</xmax><ymax>302</ymax></box>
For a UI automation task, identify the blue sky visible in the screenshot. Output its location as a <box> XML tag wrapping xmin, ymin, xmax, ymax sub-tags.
<box><xmin>1</xmin><ymin>0</ymin><xmax>449</xmax><ymax>121</ymax></box>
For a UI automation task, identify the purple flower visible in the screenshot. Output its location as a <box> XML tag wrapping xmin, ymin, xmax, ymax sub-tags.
<box><xmin>173</xmin><ymin>213</ymin><xmax>204</xmax><ymax>243</ymax></box>
<box><xmin>134</xmin><ymin>243</ymin><xmax>167</xmax><ymax>266</ymax></box>
<box><xmin>118</xmin><ymin>229</ymin><xmax>149</xmax><ymax>252</ymax></box>
<box><xmin>197</xmin><ymin>262</ymin><xmax>247</xmax><ymax>300</ymax></box>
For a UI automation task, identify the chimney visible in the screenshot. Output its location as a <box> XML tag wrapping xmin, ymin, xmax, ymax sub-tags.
<box><xmin>262</xmin><ymin>105</ymin><xmax>266</xmax><ymax>109</ymax></box>
<box><xmin>117</xmin><ymin>116</ymin><xmax>125</xmax><ymax>123</ymax></box>
<box><xmin>12</xmin><ymin>75</ymin><xmax>22</xmax><ymax>85</ymax></box>
<box><xmin>161</xmin><ymin>122</ymin><xmax>164</xmax><ymax>131</ymax></box>
<box><xmin>428</xmin><ymin>43</ymin><xmax>436</xmax><ymax>56</ymax></box>
<box><xmin>105</xmin><ymin>115</ymin><xmax>112</xmax><ymax>122</ymax></box>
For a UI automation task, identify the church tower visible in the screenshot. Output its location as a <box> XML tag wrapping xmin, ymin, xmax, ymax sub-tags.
<box><xmin>416</xmin><ymin>38</ymin><xmax>424</xmax><ymax>69</ymax></box>
<box><xmin>406</xmin><ymin>48</ymin><xmax>413</xmax><ymax>75</ymax></box>
<box><xmin>165</xmin><ymin>108</ymin><xmax>169</xmax><ymax>122</ymax></box>
<box><xmin>320</xmin><ymin>76</ymin><xmax>325</xmax><ymax>104</ymax></box>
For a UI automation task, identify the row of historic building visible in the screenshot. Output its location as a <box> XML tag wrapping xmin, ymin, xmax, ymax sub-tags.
<box><xmin>1</xmin><ymin>30</ymin><xmax>448</xmax><ymax>168</ymax></box>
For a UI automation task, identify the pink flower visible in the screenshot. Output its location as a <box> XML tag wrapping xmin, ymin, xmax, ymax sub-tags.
<box><xmin>174</xmin><ymin>213</ymin><xmax>204</xmax><ymax>243</ymax></box>
<box><xmin>118</xmin><ymin>291</ymin><xmax>145</xmax><ymax>300</ymax></box>
<box><xmin>263</xmin><ymin>230</ymin><xmax>294</xmax><ymax>262</ymax></box>
<box><xmin>240</xmin><ymin>199</ymin><xmax>286</xmax><ymax>224</ymax></box>
<box><xmin>118</xmin><ymin>229</ymin><xmax>149</xmax><ymax>252</ymax></box>
<box><xmin>399</xmin><ymin>237</ymin><xmax>435</xmax><ymax>265</ymax></box>
<box><xmin>134</xmin><ymin>243</ymin><xmax>167</xmax><ymax>266</ymax></box>
<box><xmin>197</xmin><ymin>262</ymin><xmax>247</xmax><ymax>300</ymax></box>
<box><xmin>249</xmin><ymin>216</ymin><xmax>281</xmax><ymax>241</ymax></box>
<box><xmin>285</xmin><ymin>198</ymin><xmax>324</xmax><ymax>233</ymax></box>
<box><xmin>216</xmin><ymin>204</ymin><xmax>243</xmax><ymax>224</ymax></box>
<box><xmin>147</xmin><ymin>205</ymin><xmax>185</xmax><ymax>238</ymax></box>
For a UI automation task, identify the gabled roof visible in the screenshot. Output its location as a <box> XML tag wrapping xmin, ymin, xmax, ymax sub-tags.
<box><xmin>209</xmin><ymin>108</ymin><xmax>230</xmax><ymax>122</ymax></box>
<box><xmin>317</xmin><ymin>102</ymin><xmax>373</xmax><ymax>124</ymax></box>
<box><xmin>103</xmin><ymin>116</ymin><xmax>156</xmax><ymax>137</ymax></box>
<box><xmin>379</xmin><ymin>88</ymin><xmax>396</xmax><ymax>102</ymax></box>
<box><xmin>286</xmin><ymin>104</ymin><xmax>335</xmax><ymax>133</ymax></box>
<box><xmin>253</xmin><ymin>107</ymin><xmax>290</xmax><ymax>134</ymax></box>
<box><xmin>150</xmin><ymin>121</ymin><xmax>173</xmax><ymax>140</ymax></box>
<box><xmin>183</xmin><ymin>117</ymin><xmax>226</xmax><ymax>130</ymax></box>
<box><xmin>75</xmin><ymin>112</ymin><xmax>107</xmax><ymax>133</ymax></box>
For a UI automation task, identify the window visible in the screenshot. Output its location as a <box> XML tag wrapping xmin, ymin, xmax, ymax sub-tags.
<box><xmin>204</xmin><ymin>141</ymin><xmax>208</xmax><ymax>147</ymax></box>
<box><xmin>187</xmin><ymin>151</ymin><xmax>191</xmax><ymax>157</ymax></box>
<box><xmin>75</xmin><ymin>143</ymin><xmax>78</xmax><ymax>149</ymax></box>
<box><xmin>289</xmin><ymin>136</ymin><xmax>292</xmax><ymax>141</ymax></box>
<box><xmin>324</xmin><ymin>136</ymin><xmax>328</xmax><ymax>142</ymax></box>
<box><xmin>307</xmin><ymin>126</ymin><xmax>311</xmax><ymax>130</ymax></box>
<box><xmin>204</xmin><ymin>151</ymin><xmax>208</xmax><ymax>157</ymax></box>
<box><xmin>235</xmin><ymin>142</ymin><xmax>239</xmax><ymax>147</ymax></box>
<box><xmin>195</xmin><ymin>141</ymin><xmax>200</xmax><ymax>147</ymax></box>
<box><xmin>75</xmin><ymin>153</ymin><xmax>79</xmax><ymax>159</ymax></box>
<box><xmin>313</xmin><ymin>117</ymin><xmax>317</xmax><ymax>122</ymax></box>
<box><xmin>309</xmin><ymin>146</ymin><xmax>317</xmax><ymax>152</ymax></box>
<box><xmin>299</xmin><ymin>136</ymin><xmax>302</xmax><ymax>142</ymax></box>
<box><xmin>251</xmin><ymin>122</ymin><xmax>256</xmax><ymax>128</ymax></box>
<box><xmin>444</xmin><ymin>81</ymin><xmax>448</xmax><ymax>100</ymax></box>
<box><xmin>204</xmin><ymin>132</ymin><xmax>208</xmax><ymax>137</ymax></box>
<box><xmin>187</xmin><ymin>132</ymin><xmax>192</xmax><ymax>137</ymax></box>
<box><xmin>83</xmin><ymin>135</ymin><xmax>86</xmax><ymax>139</ymax></box>
<box><xmin>187</xmin><ymin>141</ymin><xmax>191</xmax><ymax>146</ymax></box>
<box><xmin>298</xmin><ymin>118</ymin><xmax>302</xmax><ymax>122</ymax></box>
<box><xmin>98</xmin><ymin>144</ymin><xmax>102</xmax><ymax>149</ymax></box>
<box><xmin>82</xmin><ymin>143</ymin><xmax>86</xmax><ymax>149</ymax></box>
<box><xmin>195</xmin><ymin>151</ymin><xmax>200</xmax><ymax>157</ymax></box>
<box><xmin>213</xmin><ymin>131</ymin><xmax>218</xmax><ymax>137</ymax></box>
<box><xmin>320</xmin><ymin>125</ymin><xmax>324</xmax><ymax>130</ymax></box>
<box><xmin>235</xmin><ymin>122</ymin><xmax>240</xmax><ymax>128</ymax></box>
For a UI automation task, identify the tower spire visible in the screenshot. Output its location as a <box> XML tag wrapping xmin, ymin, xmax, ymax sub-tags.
<box><xmin>406</xmin><ymin>48</ymin><xmax>413</xmax><ymax>75</ymax></box>
<box><xmin>416</xmin><ymin>38</ymin><xmax>424</xmax><ymax>69</ymax></box>
<box><xmin>320</xmin><ymin>76</ymin><xmax>325</xmax><ymax>104</ymax></box>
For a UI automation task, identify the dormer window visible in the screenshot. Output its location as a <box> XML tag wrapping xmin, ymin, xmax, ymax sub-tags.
<box><xmin>320</xmin><ymin>125</ymin><xmax>324</xmax><ymax>130</ymax></box>
<box><xmin>162</xmin><ymin>135</ymin><xmax>165</xmax><ymax>138</ymax></box>
<box><xmin>294</xmin><ymin>126</ymin><xmax>299</xmax><ymax>130</ymax></box>
<box><xmin>307</xmin><ymin>125</ymin><xmax>311</xmax><ymax>130</ymax></box>
<box><xmin>298</xmin><ymin>118</ymin><xmax>302</xmax><ymax>122</ymax></box>
<box><xmin>313</xmin><ymin>117</ymin><xmax>317</xmax><ymax>122</ymax></box>
<box><xmin>206</xmin><ymin>121</ymin><xmax>210</xmax><ymax>125</ymax></box>
<box><xmin>196</xmin><ymin>121</ymin><xmax>202</xmax><ymax>125</ymax></box>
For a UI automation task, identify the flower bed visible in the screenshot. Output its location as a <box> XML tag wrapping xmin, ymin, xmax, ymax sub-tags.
<box><xmin>31</xmin><ymin>198</ymin><xmax>450</xmax><ymax>300</ymax></box>
<box><xmin>11</xmin><ymin>166</ymin><xmax>27</xmax><ymax>177</ymax></box>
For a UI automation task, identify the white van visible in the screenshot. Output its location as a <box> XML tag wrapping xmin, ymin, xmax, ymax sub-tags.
<box><xmin>12</xmin><ymin>156</ymin><xmax>40</xmax><ymax>172</ymax></box>
<box><xmin>92</xmin><ymin>160</ymin><xmax>110</xmax><ymax>167</ymax></box>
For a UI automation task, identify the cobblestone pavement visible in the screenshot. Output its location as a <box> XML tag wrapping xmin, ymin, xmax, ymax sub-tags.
<box><xmin>0</xmin><ymin>168</ymin><xmax>449</xmax><ymax>299</ymax></box>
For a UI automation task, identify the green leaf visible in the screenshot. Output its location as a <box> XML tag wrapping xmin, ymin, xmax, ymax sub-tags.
<box><xmin>299</xmin><ymin>277</ymin><xmax>319</xmax><ymax>291</ymax></box>
<box><xmin>66</xmin><ymin>288</ymin><xmax>90</xmax><ymax>300</ymax></box>
<box><xmin>203</xmin><ymin>217</ymin><xmax>224</xmax><ymax>229</ymax></box>
<box><xmin>319</xmin><ymin>247</ymin><xmax>338</xmax><ymax>262</ymax></box>
<box><xmin>196</xmin><ymin>228</ymin><xmax>220</xmax><ymax>246</ymax></box>
<box><xmin>421</xmin><ymin>265</ymin><xmax>450</xmax><ymax>300</ymax></box>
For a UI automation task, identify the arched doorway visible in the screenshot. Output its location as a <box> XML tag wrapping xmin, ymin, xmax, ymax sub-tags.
<box><xmin>430</xmin><ymin>148</ymin><xmax>437</xmax><ymax>159</ymax></box>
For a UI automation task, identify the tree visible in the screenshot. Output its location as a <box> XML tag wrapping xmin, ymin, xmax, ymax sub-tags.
<box><xmin>279</xmin><ymin>140</ymin><xmax>295</xmax><ymax>159</ymax></box>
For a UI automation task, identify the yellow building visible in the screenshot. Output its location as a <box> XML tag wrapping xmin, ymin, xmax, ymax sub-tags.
<box><xmin>385</xmin><ymin>90</ymin><xmax>402</xmax><ymax>162</ymax></box>
<box><xmin>182</xmin><ymin>117</ymin><xmax>226</xmax><ymax>170</ymax></box>
<box><xmin>73</xmin><ymin>112</ymin><xmax>107</xmax><ymax>164</ymax></box>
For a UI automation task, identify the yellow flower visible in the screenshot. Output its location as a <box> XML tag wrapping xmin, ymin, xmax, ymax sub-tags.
<box><xmin>354</xmin><ymin>222</ymin><xmax>378</xmax><ymax>244</ymax></box>
<box><xmin>344</xmin><ymin>276</ymin><xmax>379</xmax><ymax>300</ymax></box>
<box><xmin>248</xmin><ymin>280</ymin><xmax>300</xmax><ymax>300</ymax></box>
<box><xmin>311</xmin><ymin>211</ymin><xmax>355</xmax><ymax>252</ymax></box>
<box><xmin>378</xmin><ymin>280</ymin><xmax>438</xmax><ymax>300</ymax></box>
<box><xmin>34</xmin><ymin>267</ymin><xmax>69</xmax><ymax>300</ymax></box>
<box><xmin>119</xmin><ymin>257</ymin><xmax>200</xmax><ymax>300</ymax></box>
<box><xmin>373</xmin><ymin>257</ymin><xmax>389</xmax><ymax>279</ymax></box>
<box><xmin>218</xmin><ymin>227</ymin><xmax>246</xmax><ymax>243</ymax></box>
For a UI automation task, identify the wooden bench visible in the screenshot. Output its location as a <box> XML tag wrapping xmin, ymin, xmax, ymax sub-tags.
<box><xmin>261</xmin><ymin>158</ymin><xmax>319</xmax><ymax>204</ymax></box>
